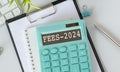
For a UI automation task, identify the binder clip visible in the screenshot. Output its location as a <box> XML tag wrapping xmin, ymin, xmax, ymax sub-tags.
<box><xmin>81</xmin><ymin>5</ymin><xmax>91</xmax><ymax>17</ymax></box>
<box><xmin>0</xmin><ymin>47</ymin><xmax>4</xmax><ymax>55</ymax></box>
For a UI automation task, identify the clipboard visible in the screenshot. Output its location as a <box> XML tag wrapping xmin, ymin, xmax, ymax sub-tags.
<box><xmin>6</xmin><ymin>0</ymin><xmax>104</xmax><ymax>72</ymax></box>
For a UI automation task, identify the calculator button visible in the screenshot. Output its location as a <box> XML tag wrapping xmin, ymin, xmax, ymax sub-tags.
<box><xmin>70</xmin><ymin>57</ymin><xmax>78</xmax><ymax>64</ymax></box>
<box><xmin>52</xmin><ymin>60</ymin><xmax>59</xmax><ymax>67</ymax></box>
<box><xmin>52</xmin><ymin>67</ymin><xmax>60</xmax><ymax>72</ymax></box>
<box><xmin>51</xmin><ymin>54</ymin><xmax>59</xmax><ymax>60</ymax></box>
<box><xmin>69</xmin><ymin>51</ymin><xmax>78</xmax><ymax>58</ymax></box>
<box><xmin>81</xmin><ymin>69</ymin><xmax>89</xmax><ymax>72</ymax></box>
<box><xmin>43</xmin><ymin>62</ymin><xmax>51</xmax><ymax>68</ymax></box>
<box><xmin>42</xmin><ymin>49</ymin><xmax>49</xmax><ymax>55</ymax></box>
<box><xmin>70</xmin><ymin>64</ymin><xmax>80</xmax><ymax>72</ymax></box>
<box><xmin>80</xmin><ymin>62</ymin><xmax>89</xmax><ymax>69</ymax></box>
<box><xmin>42</xmin><ymin>56</ymin><xmax>50</xmax><ymax>61</ymax></box>
<box><xmin>79</xmin><ymin>56</ymin><xmax>88</xmax><ymax>63</ymax></box>
<box><xmin>60</xmin><ymin>53</ymin><xmax>68</xmax><ymax>59</ymax></box>
<box><xmin>44</xmin><ymin>68</ymin><xmax>51</xmax><ymax>72</ymax></box>
<box><xmin>61</xmin><ymin>65</ymin><xmax>69</xmax><ymax>72</ymax></box>
<box><xmin>79</xmin><ymin>50</ymin><xmax>87</xmax><ymax>56</ymax></box>
<box><xmin>60</xmin><ymin>59</ymin><xmax>68</xmax><ymax>65</ymax></box>
<box><xmin>69</xmin><ymin>45</ymin><xmax>77</xmax><ymax>51</ymax></box>
<box><xmin>59</xmin><ymin>46</ymin><xmax>67</xmax><ymax>53</ymax></box>
<box><xmin>51</xmin><ymin>48</ymin><xmax>58</xmax><ymax>54</ymax></box>
<box><xmin>78</xmin><ymin>44</ymin><xmax>86</xmax><ymax>50</ymax></box>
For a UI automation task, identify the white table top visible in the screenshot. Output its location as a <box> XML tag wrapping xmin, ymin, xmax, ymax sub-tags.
<box><xmin>0</xmin><ymin>0</ymin><xmax>120</xmax><ymax>72</ymax></box>
<box><xmin>83</xmin><ymin>0</ymin><xmax>120</xmax><ymax>72</ymax></box>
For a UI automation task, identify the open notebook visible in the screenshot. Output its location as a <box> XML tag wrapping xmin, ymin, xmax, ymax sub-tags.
<box><xmin>6</xmin><ymin>0</ymin><xmax>102</xmax><ymax>72</ymax></box>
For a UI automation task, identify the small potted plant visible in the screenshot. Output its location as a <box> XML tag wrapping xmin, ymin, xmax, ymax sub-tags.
<box><xmin>9</xmin><ymin>0</ymin><xmax>40</xmax><ymax>13</ymax></box>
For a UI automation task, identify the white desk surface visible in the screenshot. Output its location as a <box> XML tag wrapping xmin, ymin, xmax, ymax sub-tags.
<box><xmin>0</xmin><ymin>0</ymin><xmax>120</xmax><ymax>72</ymax></box>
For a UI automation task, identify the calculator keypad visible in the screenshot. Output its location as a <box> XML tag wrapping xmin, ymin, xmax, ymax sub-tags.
<box><xmin>41</xmin><ymin>43</ymin><xmax>90</xmax><ymax>72</ymax></box>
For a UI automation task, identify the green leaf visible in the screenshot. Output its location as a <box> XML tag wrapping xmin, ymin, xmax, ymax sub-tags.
<box><xmin>9</xmin><ymin>0</ymin><xmax>14</xmax><ymax>7</ymax></box>
<box><xmin>26</xmin><ymin>0</ymin><xmax>31</xmax><ymax>3</ymax></box>
<box><xmin>9</xmin><ymin>0</ymin><xmax>41</xmax><ymax>13</ymax></box>
<box><xmin>22</xmin><ymin>0</ymin><xmax>26</xmax><ymax>7</ymax></box>
<box><xmin>27</xmin><ymin>3</ymin><xmax>31</xmax><ymax>13</ymax></box>
<box><xmin>15</xmin><ymin>0</ymin><xmax>21</xmax><ymax>8</ymax></box>
<box><xmin>30</xmin><ymin>3</ymin><xmax>41</xmax><ymax>9</ymax></box>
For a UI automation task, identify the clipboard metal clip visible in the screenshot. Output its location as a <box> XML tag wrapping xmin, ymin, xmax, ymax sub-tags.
<box><xmin>27</xmin><ymin>3</ymin><xmax>57</xmax><ymax>23</ymax></box>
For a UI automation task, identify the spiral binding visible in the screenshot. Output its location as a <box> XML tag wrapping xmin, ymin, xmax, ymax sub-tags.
<box><xmin>25</xmin><ymin>30</ymin><xmax>36</xmax><ymax>71</ymax></box>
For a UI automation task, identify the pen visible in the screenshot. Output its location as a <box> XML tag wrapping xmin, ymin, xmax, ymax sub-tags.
<box><xmin>94</xmin><ymin>23</ymin><xmax>120</xmax><ymax>47</ymax></box>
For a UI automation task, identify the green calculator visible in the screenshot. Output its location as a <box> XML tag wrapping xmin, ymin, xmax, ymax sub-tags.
<box><xmin>36</xmin><ymin>19</ymin><xmax>93</xmax><ymax>72</ymax></box>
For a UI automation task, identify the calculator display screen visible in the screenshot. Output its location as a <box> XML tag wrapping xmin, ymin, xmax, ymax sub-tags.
<box><xmin>42</xmin><ymin>29</ymin><xmax>81</xmax><ymax>45</ymax></box>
